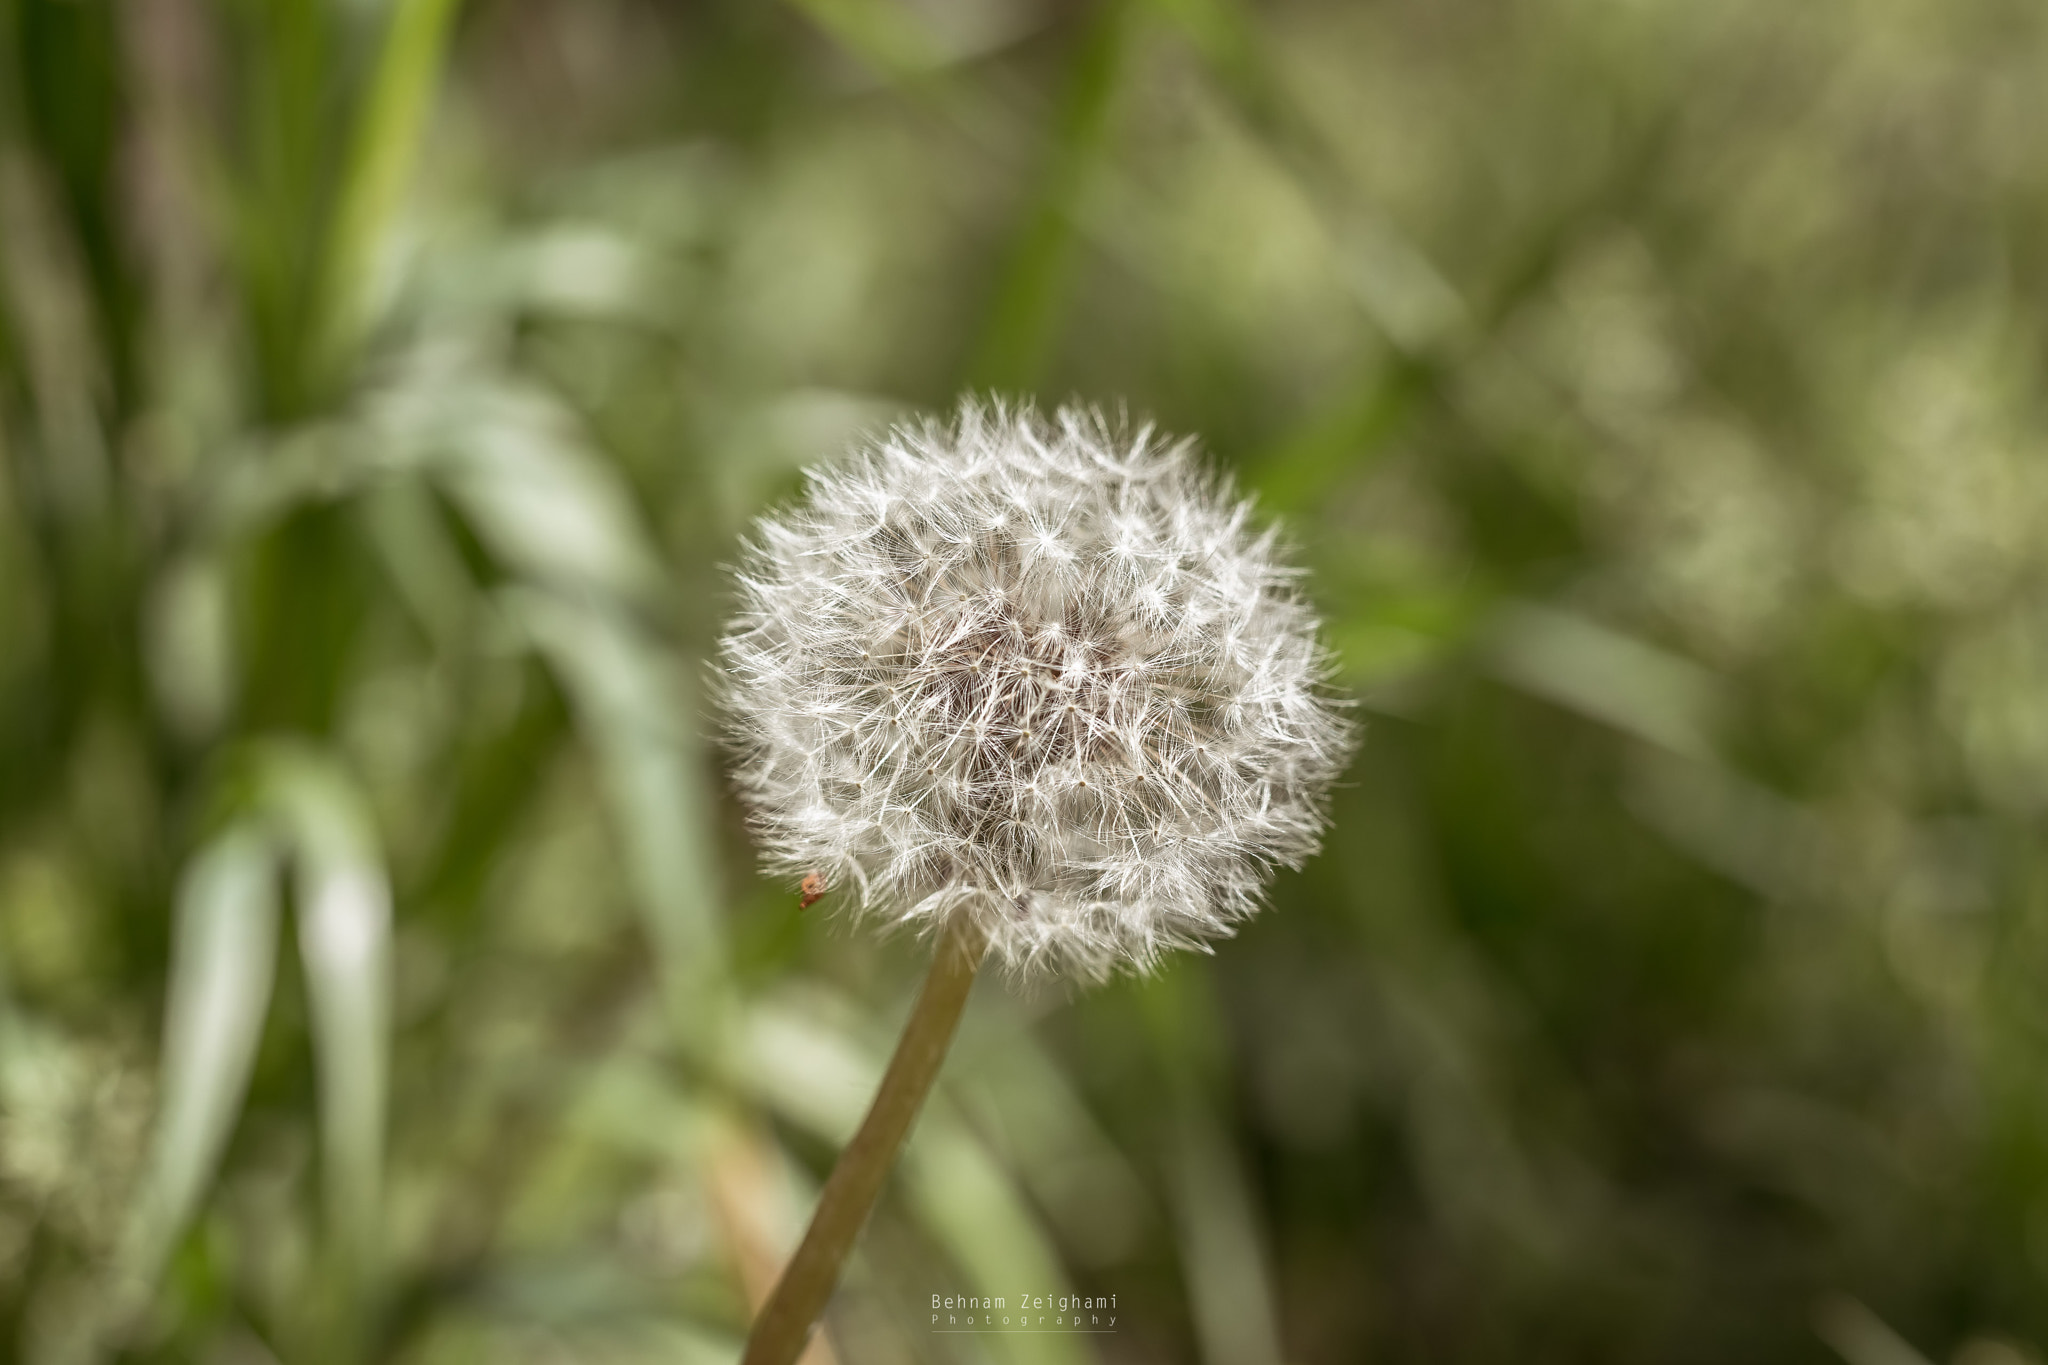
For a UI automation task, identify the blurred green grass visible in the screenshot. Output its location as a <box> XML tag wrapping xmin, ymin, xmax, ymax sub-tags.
<box><xmin>4</xmin><ymin>0</ymin><xmax>2048</xmax><ymax>1362</ymax></box>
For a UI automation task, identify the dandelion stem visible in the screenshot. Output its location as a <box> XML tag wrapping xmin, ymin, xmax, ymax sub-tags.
<box><xmin>741</xmin><ymin>914</ymin><xmax>989</xmax><ymax>1365</ymax></box>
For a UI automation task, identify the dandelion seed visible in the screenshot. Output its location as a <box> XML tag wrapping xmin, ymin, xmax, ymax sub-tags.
<box><xmin>718</xmin><ymin>399</ymin><xmax>1355</xmax><ymax>980</ymax></box>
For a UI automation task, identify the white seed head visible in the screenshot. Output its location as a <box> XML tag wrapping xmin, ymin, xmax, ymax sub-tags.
<box><xmin>717</xmin><ymin>401</ymin><xmax>1355</xmax><ymax>980</ymax></box>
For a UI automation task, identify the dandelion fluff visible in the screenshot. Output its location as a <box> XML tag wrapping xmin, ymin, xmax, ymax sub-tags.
<box><xmin>719</xmin><ymin>402</ymin><xmax>1355</xmax><ymax>979</ymax></box>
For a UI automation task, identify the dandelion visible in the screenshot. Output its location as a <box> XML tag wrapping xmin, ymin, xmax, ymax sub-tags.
<box><xmin>721</xmin><ymin>400</ymin><xmax>1353</xmax><ymax>1364</ymax></box>
<box><xmin>722</xmin><ymin>400</ymin><xmax>1352</xmax><ymax>978</ymax></box>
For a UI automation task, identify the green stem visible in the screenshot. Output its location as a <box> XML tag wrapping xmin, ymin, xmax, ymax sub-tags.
<box><xmin>742</xmin><ymin>915</ymin><xmax>988</xmax><ymax>1365</ymax></box>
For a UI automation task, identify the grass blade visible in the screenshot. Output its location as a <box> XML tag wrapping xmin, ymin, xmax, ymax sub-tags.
<box><xmin>261</xmin><ymin>746</ymin><xmax>393</xmax><ymax>1275</ymax></box>
<box><xmin>964</xmin><ymin>0</ymin><xmax>1134</xmax><ymax>393</ymax></box>
<box><xmin>316</xmin><ymin>0</ymin><xmax>462</xmax><ymax>381</ymax></box>
<box><xmin>119</xmin><ymin>826</ymin><xmax>280</xmax><ymax>1300</ymax></box>
<box><xmin>516</xmin><ymin>589</ymin><xmax>727</xmax><ymax>1033</ymax></box>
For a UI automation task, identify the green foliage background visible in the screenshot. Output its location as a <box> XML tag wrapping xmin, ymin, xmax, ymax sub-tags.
<box><xmin>2</xmin><ymin>0</ymin><xmax>2047</xmax><ymax>1361</ymax></box>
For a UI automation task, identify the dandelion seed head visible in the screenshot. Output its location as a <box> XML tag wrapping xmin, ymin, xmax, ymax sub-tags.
<box><xmin>718</xmin><ymin>400</ymin><xmax>1355</xmax><ymax>980</ymax></box>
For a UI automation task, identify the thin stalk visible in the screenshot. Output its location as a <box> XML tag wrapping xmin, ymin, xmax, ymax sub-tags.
<box><xmin>742</xmin><ymin>915</ymin><xmax>989</xmax><ymax>1365</ymax></box>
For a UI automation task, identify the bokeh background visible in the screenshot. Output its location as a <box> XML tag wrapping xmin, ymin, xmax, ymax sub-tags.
<box><xmin>4</xmin><ymin>0</ymin><xmax>2048</xmax><ymax>1361</ymax></box>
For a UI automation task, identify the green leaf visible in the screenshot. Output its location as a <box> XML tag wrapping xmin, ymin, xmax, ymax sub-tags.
<box><xmin>1485</xmin><ymin>603</ymin><xmax>1723</xmax><ymax>758</ymax></box>
<box><xmin>515</xmin><ymin>589</ymin><xmax>727</xmax><ymax>1035</ymax></box>
<box><xmin>258</xmin><ymin>744</ymin><xmax>393</xmax><ymax>1275</ymax></box>
<box><xmin>964</xmin><ymin>0</ymin><xmax>1136</xmax><ymax>394</ymax></box>
<box><xmin>316</xmin><ymin>0</ymin><xmax>463</xmax><ymax>383</ymax></box>
<box><xmin>384</xmin><ymin>373</ymin><xmax>661</xmax><ymax>601</ymax></box>
<box><xmin>119</xmin><ymin>826</ymin><xmax>280</xmax><ymax>1297</ymax></box>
